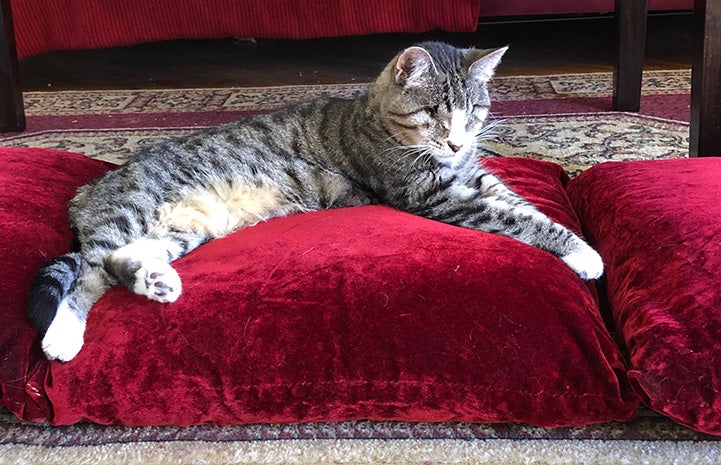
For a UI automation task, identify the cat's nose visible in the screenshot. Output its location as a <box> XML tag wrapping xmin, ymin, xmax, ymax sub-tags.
<box><xmin>448</xmin><ymin>142</ymin><xmax>463</xmax><ymax>153</ymax></box>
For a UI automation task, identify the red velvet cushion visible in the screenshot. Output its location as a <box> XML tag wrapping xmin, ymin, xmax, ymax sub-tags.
<box><xmin>567</xmin><ymin>158</ymin><xmax>721</xmax><ymax>436</ymax></box>
<box><xmin>0</xmin><ymin>147</ymin><xmax>637</xmax><ymax>426</ymax></box>
<box><xmin>0</xmin><ymin>149</ymin><xmax>113</xmax><ymax>422</ymax></box>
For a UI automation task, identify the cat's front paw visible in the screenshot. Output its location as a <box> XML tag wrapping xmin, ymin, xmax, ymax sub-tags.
<box><xmin>133</xmin><ymin>260</ymin><xmax>182</xmax><ymax>303</ymax></box>
<box><xmin>561</xmin><ymin>244</ymin><xmax>604</xmax><ymax>280</ymax></box>
<box><xmin>41</xmin><ymin>300</ymin><xmax>86</xmax><ymax>362</ymax></box>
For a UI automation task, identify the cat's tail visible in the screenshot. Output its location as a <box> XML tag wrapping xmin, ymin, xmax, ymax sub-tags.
<box><xmin>27</xmin><ymin>252</ymin><xmax>113</xmax><ymax>362</ymax></box>
<box><xmin>27</xmin><ymin>253</ymin><xmax>82</xmax><ymax>334</ymax></box>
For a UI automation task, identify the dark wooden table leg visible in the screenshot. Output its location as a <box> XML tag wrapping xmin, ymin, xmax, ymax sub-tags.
<box><xmin>0</xmin><ymin>0</ymin><xmax>25</xmax><ymax>133</ymax></box>
<box><xmin>613</xmin><ymin>0</ymin><xmax>648</xmax><ymax>111</ymax></box>
<box><xmin>689</xmin><ymin>0</ymin><xmax>721</xmax><ymax>157</ymax></box>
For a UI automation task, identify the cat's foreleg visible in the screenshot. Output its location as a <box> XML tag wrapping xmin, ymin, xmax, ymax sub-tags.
<box><xmin>477</xmin><ymin>196</ymin><xmax>604</xmax><ymax>280</ymax></box>
<box><xmin>514</xmin><ymin>210</ymin><xmax>603</xmax><ymax>280</ymax></box>
<box><xmin>557</xmin><ymin>241</ymin><xmax>604</xmax><ymax>280</ymax></box>
<box><xmin>427</xmin><ymin>185</ymin><xmax>603</xmax><ymax>279</ymax></box>
<box><xmin>465</xmin><ymin>174</ymin><xmax>604</xmax><ymax>279</ymax></box>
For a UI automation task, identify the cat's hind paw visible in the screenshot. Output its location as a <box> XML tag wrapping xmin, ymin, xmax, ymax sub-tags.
<box><xmin>41</xmin><ymin>300</ymin><xmax>86</xmax><ymax>362</ymax></box>
<box><xmin>133</xmin><ymin>260</ymin><xmax>182</xmax><ymax>303</ymax></box>
<box><xmin>561</xmin><ymin>245</ymin><xmax>604</xmax><ymax>280</ymax></box>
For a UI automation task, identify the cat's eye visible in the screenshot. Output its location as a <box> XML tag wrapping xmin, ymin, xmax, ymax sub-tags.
<box><xmin>424</xmin><ymin>105</ymin><xmax>439</xmax><ymax>116</ymax></box>
<box><xmin>470</xmin><ymin>104</ymin><xmax>489</xmax><ymax>121</ymax></box>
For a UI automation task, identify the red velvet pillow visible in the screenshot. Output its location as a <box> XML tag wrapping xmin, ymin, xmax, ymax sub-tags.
<box><xmin>0</xmin><ymin>147</ymin><xmax>637</xmax><ymax>427</ymax></box>
<box><xmin>567</xmin><ymin>158</ymin><xmax>721</xmax><ymax>436</ymax></box>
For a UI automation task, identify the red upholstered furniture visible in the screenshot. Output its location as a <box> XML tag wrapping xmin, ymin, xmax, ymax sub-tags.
<box><xmin>3</xmin><ymin>147</ymin><xmax>721</xmax><ymax>437</ymax></box>
<box><xmin>8</xmin><ymin>0</ymin><xmax>483</xmax><ymax>59</ymax></box>
<box><xmin>1</xmin><ymin>0</ymin><xmax>689</xmax><ymax>59</ymax></box>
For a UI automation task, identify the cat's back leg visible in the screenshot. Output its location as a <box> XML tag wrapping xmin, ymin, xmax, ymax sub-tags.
<box><xmin>33</xmin><ymin>257</ymin><xmax>116</xmax><ymax>361</ymax></box>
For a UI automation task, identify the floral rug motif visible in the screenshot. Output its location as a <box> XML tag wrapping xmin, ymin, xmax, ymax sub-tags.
<box><xmin>481</xmin><ymin>113</ymin><xmax>689</xmax><ymax>176</ymax></box>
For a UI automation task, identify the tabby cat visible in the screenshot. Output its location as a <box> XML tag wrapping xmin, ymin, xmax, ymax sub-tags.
<box><xmin>28</xmin><ymin>42</ymin><xmax>603</xmax><ymax>362</ymax></box>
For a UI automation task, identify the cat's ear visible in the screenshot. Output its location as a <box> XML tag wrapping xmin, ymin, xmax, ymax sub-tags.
<box><xmin>395</xmin><ymin>46</ymin><xmax>436</xmax><ymax>87</ymax></box>
<box><xmin>467</xmin><ymin>46</ymin><xmax>509</xmax><ymax>82</ymax></box>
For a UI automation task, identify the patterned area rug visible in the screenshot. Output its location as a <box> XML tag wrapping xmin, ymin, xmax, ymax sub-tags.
<box><xmin>2</xmin><ymin>70</ymin><xmax>715</xmax><ymax>465</ymax></box>
<box><xmin>0</xmin><ymin>70</ymin><xmax>691</xmax><ymax>176</ymax></box>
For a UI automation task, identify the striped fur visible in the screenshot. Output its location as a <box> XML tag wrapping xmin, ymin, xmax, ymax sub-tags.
<box><xmin>28</xmin><ymin>42</ymin><xmax>602</xmax><ymax>362</ymax></box>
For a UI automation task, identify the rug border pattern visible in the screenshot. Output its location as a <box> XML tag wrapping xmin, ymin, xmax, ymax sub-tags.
<box><xmin>18</xmin><ymin>69</ymin><xmax>692</xmax><ymax>116</ymax></box>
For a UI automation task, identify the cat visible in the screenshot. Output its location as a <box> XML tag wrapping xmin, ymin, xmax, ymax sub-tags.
<box><xmin>27</xmin><ymin>41</ymin><xmax>603</xmax><ymax>363</ymax></box>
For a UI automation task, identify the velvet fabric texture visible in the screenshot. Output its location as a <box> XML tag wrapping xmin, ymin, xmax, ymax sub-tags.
<box><xmin>567</xmin><ymin>158</ymin><xmax>721</xmax><ymax>436</ymax></box>
<box><xmin>9</xmin><ymin>0</ymin><xmax>692</xmax><ymax>59</ymax></box>
<box><xmin>10</xmin><ymin>0</ymin><xmax>481</xmax><ymax>59</ymax></box>
<box><xmin>0</xmin><ymin>147</ymin><xmax>637</xmax><ymax>426</ymax></box>
<box><xmin>0</xmin><ymin>148</ymin><xmax>114</xmax><ymax>422</ymax></box>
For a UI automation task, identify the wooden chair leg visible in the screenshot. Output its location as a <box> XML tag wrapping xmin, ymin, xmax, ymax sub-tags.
<box><xmin>0</xmin><ymin>0</ymin><xmax>25</xmax><ymax>133</ymax></box>
<box><xmin>690</xmin><ymin>0</ymin><xmax>721</xmax><ymax>157</ymax></box>
<box><xmin>613</xmin><ymin>0</ymin><xmax>648</xmax><ymax>112</ymax></box>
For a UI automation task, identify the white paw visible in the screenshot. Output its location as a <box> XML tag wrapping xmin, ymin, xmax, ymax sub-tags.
<box><xmin>561</xmin><ymin>244</ymin><xmax>604</xmax><ymax>280</ymax></box>
<box><xmin>42</xmin><ymin>299</ymin><xmax>86</xmax><ymax>362</ymax></box>
<box><xmin>133</xmin><ymin>260</ymin><xmax>182</xmax><ymax>303</ymax></box>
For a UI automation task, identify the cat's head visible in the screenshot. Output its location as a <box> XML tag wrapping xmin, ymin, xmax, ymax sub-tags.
<box><xmin>374</xmin><ymin>42</ymin><xmax>507</xmax><ymax>164</ymax></box>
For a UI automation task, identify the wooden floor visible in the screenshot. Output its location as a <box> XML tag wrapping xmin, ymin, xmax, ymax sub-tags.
<box><xmin>18</xmin><ymin>12</ymin><xmax>693</xmax><ymax>91</ymax></box>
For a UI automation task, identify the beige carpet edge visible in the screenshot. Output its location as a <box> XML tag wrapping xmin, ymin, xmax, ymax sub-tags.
<box><xmin>2</xmin><ymin>438</ymin><xmax>720</xmax><ymax>465</ymax></box>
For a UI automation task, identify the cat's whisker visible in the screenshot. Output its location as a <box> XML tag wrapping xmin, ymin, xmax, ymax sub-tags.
<box><xmin>383</xmin><ymin>145</ymin><xmax>418</xmax><ymax>156</ymax></box>
<box><xmin>381</xmin><ymin>139</ymin><xmax>429</xmax><ymax>158</ymax></box>
<box><xmin>382</xmin><ymin>133</ymin><xmax>404</xmax><ymax>144</ymax></box>
<box><xmin>408</xmin><ymin>144</ymin><xmax>435</xmax><ymax>167</ymax></box>
<box><xmin>400</xmin><ymin>152</ymin><xmax>427</xmax><ymax>166</ymax></box>
<box><xmin>391</xmin><ymin>149</ymin><xmax>418</xmax><ymax>162</ymax></box>
<box><xmin>474</xmin><ymin>118</ymin><xmax>507</xmax><ymax>146</ymax></box>
<box><xmin>395</xmin><ymin>144</ymin><xmax>433</xmax><ymax>164</ymax></box>
<box><xmin>416</xmin><ymin>155</ymin><xmax>434</xmax><ymax>167</ymax></box>
<box><xmin>479</xmin><ymin>118</ymin><xmax>506</xmax><ymax>134</ymax></box>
